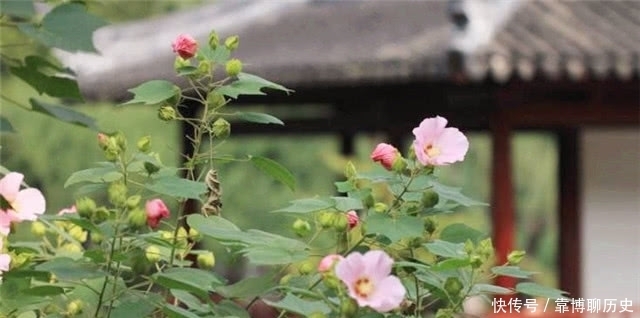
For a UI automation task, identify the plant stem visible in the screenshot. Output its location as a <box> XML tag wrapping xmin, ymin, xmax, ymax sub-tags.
<box><xmin>95</xmin><ymin>223</ymin><xmax>120</xmax><ymax>317</ymax></box>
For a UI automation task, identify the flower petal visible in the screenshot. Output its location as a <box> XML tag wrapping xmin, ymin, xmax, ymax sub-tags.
<box><xmin>362</xmin><ymin>250</ymin><xmax>394</xmax><ymax>281</ymax></box>
<box><xmin>0</xmin><ymin>211</ymin><xmax>11</xmax><ymax>236</ymax></box>
<box><xmin>14</xmin><ymin>188</ymin><xmax>46</xmax><ymax>221</ymax></box>
<box><xmin>0</xmin><ymin>254</ymin><xmax>10</xmax><ymax>272</ymax></box>
<box><xmin>0</xmin><ymin>172</ymin><xmax>24</xmax><ymax>203</ymax></box>
<box><xmin>368</xmin><ymin>275</ymin><xmax>406</xmax><ymax>312</ymax></box>
<box><xmin>434</xmin><ymin>127</ymin><xmax>469</xmax><ymax>165</ymax></box>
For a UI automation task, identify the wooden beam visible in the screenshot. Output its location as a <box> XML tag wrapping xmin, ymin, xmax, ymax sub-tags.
<box><xmin>507</xmin><ymin>102</ymin><xmax>640</xmax><ymax>128</ymax></box>
<box><xmin>557</xmin><ymin>129</ymin><xmax>582</xmax><ymax>297</ymax></box>
<box><xmin>490</xmin><ymin>108</ymin><xmax>517</xmax><ymax>290</ymax></box>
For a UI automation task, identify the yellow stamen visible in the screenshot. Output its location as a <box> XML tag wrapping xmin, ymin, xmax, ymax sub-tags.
<box><xmin>354</xmin><ymin>277</ymin><xmax>374</xmax><ymax>298</ymax></box>
<box><xmin>424</xmin><ymin>144</ymin><xmax>441</xmax><ymax>158</ymax></box>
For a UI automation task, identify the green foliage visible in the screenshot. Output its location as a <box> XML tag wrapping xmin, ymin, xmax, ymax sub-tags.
<box><xmin>29</xmin><ymin>99</ymin><xmax>99</xmax><ymax>130</ymax></box>
<box><xmin>10</xmin><ymin>56</ymin><xmax>82</xmax><ymax>100</ymax></box>
<box><xmin>249</xmin><ymin>155</ymin><xmax>296</xmax><ymax>191</ymax></box>
<box><xmin>122</xmin><ymin>80</ymin><xmax>181</xmax><ymax>106</ymax></box>
<box><xmin>216</xmin><ymin>73</ymin><xmax>293</xmax><ymax>99</ymax></box>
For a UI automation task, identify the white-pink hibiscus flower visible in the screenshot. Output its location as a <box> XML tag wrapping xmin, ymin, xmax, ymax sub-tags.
<box><xmin>335</xmin><ymin>250</ymin><xmax>406</xmax><ymax>313</ymax></box>
<box><xmin>0</xmin><ymin>172</ymin><xmax>46</xmax><ymax>222</ymax></box>
<box><xmin>412</xmin><ymin>116</ymin><xmax>469</xmax><ymax>166</ymax></box>
<box><xmin>0</xmin><ymin>253</ymin><xmax>10</xmax><ymax>275</ymax></box>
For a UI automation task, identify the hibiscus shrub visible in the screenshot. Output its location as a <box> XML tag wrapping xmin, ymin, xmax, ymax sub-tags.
<box><xmin>0</xmin><ymin>25</ymin><xmax>565</xmax><ymax>318</ymax></box>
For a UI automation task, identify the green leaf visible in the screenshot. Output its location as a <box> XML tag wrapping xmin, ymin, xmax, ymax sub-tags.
<box><xmin>154</xmin><ymin>268</ymin><xmax>225</xmax><ymax>298</ymax></box>
<box><xmin>163</xmin><ymin>304</ymin><xmax>200</xmax><ymax>318</ymax></box>
<box><xmin>17</xmin><ymin>3</ymin><xmax>107</xmax><ymax>52</ymax></box>
<box><xmin>431</xmin><ymin>181</ymin><xmax>487</xmax><ymax>207</ymax></box>
<box><xmin>432</xmin><ymin>258</ymin><xmax>471</xmax><ymax>271</ymax></box>
<box><xmin>110</xmin><ymin>296</ymin><xmax>157</xmax><ymax>318</ymax></box>
<box><xmin>169</xmin><ymin>290</ymin><xmax>207</xmax><ymax>312</ymax></box>
<box><xmin>122</xmin><ymin>80</ymin><xmax>180</xmax><ymax>106</ymax></box>
<box><xmin>145</xmin><ymin>175</ymin><xmax>207</xmax><ymax>200</ymax></box>
<box><xmin>250</xmin><ymin>156</ymin><xmax>296</xmax><ymax>191</ymax></box>
<box><xmin>332</xmin><ymin>196</ymin><xmax>363</xmax><ymax>211</ymax></box>
<box><xmin>0</xmin><ymin>0</ymin><xmax>35</xmax><ymax>18</ymax></box>
<box><xmin>214</xmin><ymin>300</ymin><xmax>251</xmax><ymax>318</ymax></box>
<box><xmin>263</xmin><ymin>294</ymin><xmax>330</xmax><ymax>316</ymax></box>
<box><xmin>515</xmin><ymin>282</ymin><xmax>567</xmax><ymax>299</ymax></box>
<box><xmin>491</xmin><ymin>266</ymin><xmax>536</xmax><ymax>279</ymax></box>
<box><xmin>64</xmin><ymin>165</ymin><xmax>121</xmax><ymax>188</ymax></box>
<box><xmin>187</xmin><ymin>214</ymin><xmax>248</xmax><ymax>244</ymax></box>
<box><xmin>29</xmin><ymin>99</ymin><xmax>98</xmax><ymax>130</ymax></box>
<box><xmin>272</xmin><ymin>198</ymin><xmax>333</xmax><ymax>214</ymax></box>
<box><xmin>423</xmin><ymin>240</ymin><xmax>467</xmax><ymax>259</ymax></box>
<box><xmin>10</xmin><ymin>56</ymin><xmax>82</xmax><ymax>100</ymax></box>
<box><xmin>216</xmin><ymin>273</ymin><xmax>276</xmax><ymax>299</ymax></box>
<box><xmin>35</xmin><ymin>258</ymin><xmax>105</xmax><ymax>280</ymax></box>
<box><xmin>234</xmin><ymin>112</ymin><xmax>284</xmax><ymax>125</ymax></box>
<box><xmin>366</xmin><ymin>214</ymin><xmax>424</xmax><ymax>242</ymax></box>
<box><xmin>470</xmin><ymin>283</ymin><xmax>513</xmax><ymax>295</ymax></box>
<box><xmin>0</xmin><ymin>116</ymin><xmax>15</xmax><ymax>133</ymax></box>
<box><xmin>334</xmin><ymin>181</ymin><xmax>355</xmax><ymax>193</ymax></box>
<box><xmin>216</xmin><ymin>73</ymin><xmax>293</xmax><ymax>99</ymax></box>
<box><xmin>21</xmin><ymin>285</ymin><xmax>65</xmax><ymax>297</ymax></box>
<box><xmin>439</xmin><ymin>223</ymin><xmax>488</xmax><ymax>244</ymax></box>
<box><xmin>241</xmin><ymin>244</ymin><xmax>308</xmax><ymax>265</ymax></box>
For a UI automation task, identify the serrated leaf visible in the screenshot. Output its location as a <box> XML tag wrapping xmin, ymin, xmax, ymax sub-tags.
<box><xmin>431</xmin><ymin>181</ymin><xmax>487</xmax><ymax>207</ymax></box>
<box><xmin>366</xmin><ymin>214</ymin><xmax>424</xmax><ymax>242</ymax></box>
<box><xmin>272</xmin><ymin>198</ymin><xmax>333</xmax><ymax>213</ymax></box>
<box><xmin>470</xmin><ymin>283</ymin><xmax>513</xmax><ymax>295</ymax></box>
<box><xmin>515</xmin><ymin>282</ymin><xmax>567</xmax><ymax>299</ymax></box>
<box><xmin>216</xmin><ymin>73</ymin><xmax>293</xmax><ymax>99</ymax></box>
<box><xmin>423</xmin><ymin>240</ymin><xmax>467</xmax><ymax>259</ymax></box>
<box><xmin>64</xmin><ymin>166</ymin><xmax>121</xmax><ymax>188</ymax></box>
<box><xmin>0</xmin><ymin>116</ymin><xmax>15</xmax><ymax>133</ymax></box>
<box><xmin>491</xmin><ymin>266</ymin><xmax>536</xmax><ymax>279</ymax></box>
<box><xmin>10</xmin><ymin>56</ymin><xmax>82</xmax><ymax>100</ymax></box>
<box><xmin>440</xmin><ymin>223</ymin><xmax>488</xmax><ymax>244</ymax></box>
<box><xmin>198</xmin><ymin>43</ymin><xmax>230</xmax><ymax>64</ymax></box>
<box><xmin>122</xmin><ymin>80</ymin><xmax>180</xmax><ymax>106</ymax></box>
<box><xmin>29</xmin><ymin>99</ymin><xmax>98</xmax><ymax>130</ymax></box>
<box><xmin>263</xmin><ymin>294</ymin><xmax>330</xmax><ymax>316</ymax></box>
<box><xmin>145</xmin><ymin>175</ymin><xmax>206</xmax><ymax>200</ymax></box>
<box><xmin>17</xmin><ymin>3</ymin><xmax>107</xmax><ymax>52</ymax></box>
<box><xmin>1</xmin><ymin>0</ymin><xmax>35</xmax><ymax>18</ymax></box>
<box><xmin>250</xmin><ymin>156</ymin><xmax>295</xmax><ymax>191</ymax></box>
<box><xmin>234</xmin><ymin>112</ymin><xmax>284</xmax><ymax>125</ymax></box>
<box><xmin>186</xmin><ymin>214</ymin><xmax>248</xmax><ymax>244</ymax></box>
<box><xmin>332</xmin><ymin>196</ymin><xmax>363</xmax><ymax>211</ymax></box>
<box><xmin>215</xmin><ymin>273</ymin><xmax>276</xmax><ymax>299</ymax></box>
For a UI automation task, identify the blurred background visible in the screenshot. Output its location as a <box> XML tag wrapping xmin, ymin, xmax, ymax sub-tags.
<box><xmin>1</xmin><ymin>0</ymin><xmax>638</xmax><ymax>305</ymax></box>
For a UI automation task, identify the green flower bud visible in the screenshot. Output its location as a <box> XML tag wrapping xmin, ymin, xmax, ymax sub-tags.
<box><xmin>322</xmin><ymin>275</ymin><xmax>341</xmax><ymax>290</ymax></box>
<box><xmin>344</xmin><ymin>161</ymin><xmax>357</xmax><ymax>180</ymax></box>
<box><xmin>478</xmin><ymin>238</ymin><xmax>493</xmax><ymax>259</ymax></box>
<box><xmin>211</xmin><ymin>118</ymin><xmax>231</xmax><ymax>139</ymax></box>
<box><xmin>91</xmin><ymin>232</ymin><xmax>104</xmax><ymax>244</ymax></box>
<box><xmin>174</xmin><ymin>56</ymin><xmax>190</xmax><ymax>70</ymax></box>
<box><xmin>104</xmin><ymin>148</ymin><xmax>119</xmax><ymax>162</ymax></box>
<box><xmin>30</xmin><ymin>221</ymin><xmax>46</xmax><ymax>237</ymax></box>
<box><xmin>145</xmin><ymin>245</ymin><xmax>161</xmax><ymax>263</ymax></box>
<box><xmin>208</xmin><ymin>30</ymin><xmax>219</xmax><ymax>49</ymax></box>
<box><xmin>292</xmin><ymin>218</ymin><xmax>311</xmax><ymax>237</ymax></box>
<box><xmin>176</xmin><ymin>227</ymin><xmax>189</xmax><ymax>247</ymax></box>
<box><xmin>60</xmin><ymin>243</ymin><xmax>83</xmax><ymax>254</ymax></box>
<box><xmin>423</xmin><ymin>216</ymin><xmax>437</xmax><ymax>235</ymax></box>
<box><xmin>507</xmin><ymin>250</ymin><xmax>526</xmax><ymax>265</ymax></box>
<box><xmin>75</xmin><ymin>197</ymin><xmax>96</xmax><ymax>218</ymax></box>
<box><xmin>68</xmin><ymin>225</ymin><xmax>87</xmax><ymax>243</ymax></box>
<box><xmin>444</xmin><ymin>276</ymin><xmax>463</xmax><ymax>298</ymax></box>
<box><xmin>464</xmin><ymin>240</ymin><xmax>475</xmax><ymax>254</ymax></box>
<box><xmin>363</xmin><ymin>193</ymin><xmax>375</xmax><ymax>209</ymax></box>
<box><xmin>127</xmin><ymin>208</ymin><xmax>147</xmax><ymax>228</ymax></box>
<box><xmin>392</xmin><ymin>157</ymin><xmax>408</xmax><ymax>173</ymax></box>
<box><xmin>225</xmin><ymin>58</ymin><xmax>242</xmax><ymax>77</ymax></box>
<box><xmin>136</xmin><ymin>136</ymin><xmax>151</xmax><ymax>153</ymax></box>
<box><xmin>206</xmin><ymin>92</ymin><xmax>226</xmax><ymax>110</ymax></box>
<box><xmin>318</xmin><ymin>211</ymin><xmax>335</xmax><ymax>228</ymax></box>
<box><xmin>470</xmin><ymin>254</ymin><xmax>483</xmax><ymax>269</ymax></box>
<box><xmin>9</xmin><ymin>252</ymin><xmax>30</xmax><ymax>269</ymax></box>
<box><xmin>197</xmin><ymin>59</ymin><xmax>211</xmax><ymax>76</ymax></box>
<box><xmin>421</xmin><ymin>189</ymin><xmax>439</xmax><ymax>208</ymax></box>
<box><xmin>224</xmin><ymin>35</ymin><xmax>239</xmax><ymax>51</ymax></box>
<box><xmin>114</xmin><ymin>132</ymin><xmax>127</xmax><ymax>153</ymax></box>
<box><xmin>94</xmin><ymin>207</ymin><xmax>110</xmax><ymax>223</ymax></box>
<box><xmin>333</xmin><ymin>214</ymin><xmax>348</xmax><ymax>232</ymax></box>
<box><xmin>279</xmin><ymin>274</ymin><xmax>292</xmax><ymax>285</ymax></box>
<box><xmin>298</xmin><ymin>261</ymin><xmax>314</xmax><ymax>275</ymax></box>
<box><xmin>373</xmin><ymin>202</ymin><xmax>388</xmax><ymax>213</ymax></box>
<box><xmin>340</xmin><ymin>298</ymin><xmax>358</xmax><ymax>317</ymax></box>
<box><xmin>158</xmin><ymin>106</ymin><xmax>177</xmax><ymax>121</ymax></box>
<box><xmin>197</xmin><ymin>252</ymin><xmax>216</xmax><ymax>269</ymax></box>
<box><xmin>107</xmin><ymin>182</ymin><xmax>127</xmax><ymax>207</ymax></box>
<box><xmin>160</xmin><ymin>230</ymin><xmax>174</xmax><ymax>242</ymax></box>
<box><xmin>66</xmin><ymin>299</ymin><xmax>83</xmax><ymax>316</ymax></box>
<box><xmin>126</xmin><ymin>195</ymin><xmax>142</xmax><ymax>210</ymax></box>
<box><xmin>188</xmin><ymin>228</ymin><xmax>202</xmax><ymax>242</ymax></box>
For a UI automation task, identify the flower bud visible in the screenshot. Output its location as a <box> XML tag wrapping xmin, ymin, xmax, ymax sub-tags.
<box><xmin>158</xmin><ymin>106</ymin><xmax>177</xmax><ymax>121</ymax></box>
<box><xmin>75</xmin><ymin>197</ymin><xmax>96</xmax><ymax>218</ymax></box>
<box><xmin>30</xmin><ymin>221</ymin><xmax>46</xmax><ymax>237</ymax></box>
<box><xmin>318</xmin><ymin>211</ymin><xmax>335</xmax><ymax>229</ymax></box>
<box><xmin>211</xmin><ymin>118</ymin><xmax>231</xmax><ymax>139</ymax></box>
<box><xmin>373</xmin><ymin>202</ymin><xmax>388</xmax><ymax>213</ymax></box>
<box><xmin>317</xmin><ymin>254</ymin><xmax>343</xmax><ymax>273</ymax></box>
<box><xmin>94</xmin><ymin>207</ymin><xmax>110</xmax><ymax>223</ymax></box>
<box><xmin>68</xmin><ymin>225</ymin><xmax>87</xmax><ymax>243</ymax></box>
<box><xmin>332</xmin><ymin>214</ymin><xmax>348</xmax><ymax>232</ymax></box>
<box><xmin>176</xmin><ymin>227</ymin><xmax>189</xmax><ymax>247</ymax></box>
<box><xmin>225</xmin><ymin>59</ymin><xmax>242</xmax><ymax>77</ymax></box>
<box><xmin>340</xmin><ymin>298</ymin><xmax>358</xmax><ymax>317</ymax></box>
<box><xmin>421</xmin><ymin>189</ymin><xmax>439</xmax><ymax>208</ymax></box>
<box><xmin>292</xmin><ymin>219</ymin><xmax>311</xmax><ymax>237</ymax></box>
<box><xmin>104</xmin><ymin>148</ymin><xmax>119</xmax><ymax>162</ymax></box>
<box><xmin>224</xmin><ymin>35</ymin><xmax>239</xmax><ymax>51</ymax></box>
<box><xmin>114</xmin><ymin>132</ymin><xmax>127</xmax><ymax>153</ymax></box>
<box><xmin>478</xmin><ymin>238</ymin><xmax>493</xmax><ymax>259</ymax></box>
<box><xmin>136</xmin><ymin>136</ymin><xmax>151</xmax><ymax>153</ymax></box>
<box><xmin>197</xmin><ymin>252</ymin><xmax>216</xmax><ymax>269</ymax></box>
<box><xmin>322</xmin><ymin>275</ymin><xmax>342</xmax><ymax>290</ymax></box>
<box><xmin>344</xmin><ymin>161</ymin><xmax>357</xmax><ymax>180</ymax></box>
<box><xmin>436</xmin><ymin>308</ymin><xmax>454</xmax><ymax>318</ymax></box>
<box><xmin>172</xmin><ymin>34</ymin><xmax>198</xmax><ymax>59</ymax></box>
<box><xmin>507</xmin><ymin>250</ymin><xmax>526</xmax><ymax>265</ymax></box>
<box><xmin>370</xmin><ymin>143</ymin><xmax>400</xmax><ymax>171</ymax></box>
<box><xmin>279</xmin><ymin>274</ymin><xmax>292</xmax><ymax>285</ymax></box>
<box><xmin>145</xmin><ymin>199</ymin><xmax>170</xmax><ymax>229</ymax></box>
<box><xmin>444</xmin><ymin>276</ymin><xmax>463</xmax><ymax>297</ymax></box>
<box><xmin>126</xmin><ymin>195</ymin><xmax>142</xmax><ymax>210</ymax></box>
<box><xmin>66</xmin><ymin>299</ymin><xmax>83</xmax><ymax>316</ymax></box>
<box><xmin>206</xmin><ymin>92</ymin><xmax>226</xmax><ymax>110</ymax></box>
<box><xmin>60</xmin><ymin>243</ymin><xmax>83</xmax><ymax>254</ymax></box>
<box><xmin>392</xmin><ymin>157</ymin><xmax>408</xmax><ymax>173</ymax></box>
<box><xmin>127</xmin><ymin>208</ymin><xmax>147</xmax><ymax>228</ymax></box>
<box><xmin>97</xmin><ymin>133</ymin><xmax>109</xmax><ymax>150</ymax></box>
<box><xmin>188</xmin><ymin>228</ymin><xmax>202</xmax><ymax>242</ymax></box>
<box><xmin>160</xmin><ymin>230</ymin><xmax>173</xmax><ymax>242</ymax></box>
<box><xmin>208</xmin><ymin>30</ymin><xmax>219</xmax><ymax>49</ymax></box>
<box><xmin>346</xmin><ymin>211</ymin><xmax>359</xmax><ymax>230</ymax></box>
<box><xmin>423</xmin><ymin>217</ymin><xmax>437</xmax><ymax>235</ymax></box>
<box><xmin>174</xmin><ymin>56</ymin><xmax>191</xmax><ymax>70</ymax></box>
<box><xmin>197</xmin><ymin>60</ymin><xmax>211</xmax><ymax>76</ymax></box>
<box><xmin>108</xmin><ymin>182</ymin><xmax>127</xmax><ymax>207</ymax></box>
<box><xmin>145</xmin><ymin>245</ymin><xmax>161</xmax><ymax>263</ymax></box>
<box><xmin>298</xmin><ymin>260</ymin><xmax>314</xmax><ymax>275</ymax></box>
<box><xmin>91</xmin><ymin>232</ymin><xmax>104</xmax><ymax>244</ymax></box>
<box><xmin>470</xmin><ymin>254</ymin><xmax>483</xmax><ymax>268</ymax></box>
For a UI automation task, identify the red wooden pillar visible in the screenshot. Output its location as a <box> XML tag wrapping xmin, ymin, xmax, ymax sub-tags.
<box><xmin>490</xmin><ymin>108</ymin><xmax>516</xmax><ymax>289</ymax></box>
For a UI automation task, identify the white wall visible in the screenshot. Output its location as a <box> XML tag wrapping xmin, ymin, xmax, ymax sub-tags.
<box><xmin>581</xmin><ymin>128</ymin><xmax>640</xmax><ymax>302</ymax></box>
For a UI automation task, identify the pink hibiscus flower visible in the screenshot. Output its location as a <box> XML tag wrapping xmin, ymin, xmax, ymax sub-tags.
<box><xmin>412</xmin><ymin>116</ymin><xmax>469</xmax><ymax>166</ymax></box>
<box><xmin>0</xmin><ymin>172</ymin><xmax>46</xmax><ymax>223</ymax></box>
<box><xmin>346</xmin><ymin>210</ymin><xmax>359</xmax><ymax>230</ymax></box>
<box><xmin>370</xmin><ymin>143</ymin><xmax>399</xmax><ymax>171</ymax></box>
<box><xmin>318</xmin><ymin>254</ymin><xmax>344</xmax><ymax>273</ymax></box>
<box><xmin>145</xmin><ymin>199</ymin><xmax>170</xmax><ymax>228</ymax></box>
<box><xmin>171</xmin><ymin>34</ymin><xmax>198</xmax><ymax>59</ymax></box>
<box><xmin>335</xmin><ymin>250</ymin><xmax>406</xmax><ymax>313</ymax></box>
